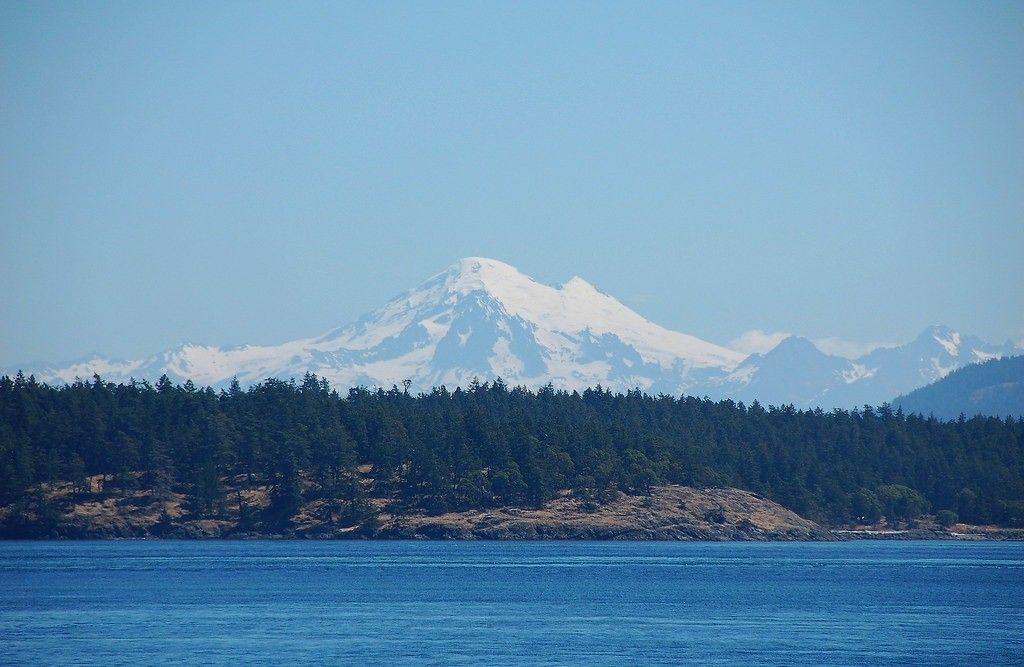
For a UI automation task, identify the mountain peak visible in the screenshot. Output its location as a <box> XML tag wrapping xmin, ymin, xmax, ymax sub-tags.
<box><xmin>562</xmin><ymin>275</ymin><xmax>599</xmax><ymax>293</ymax></box>
<box><xmin>331</xmin><ymin>257</ymin><xmax>744</xmax><ymax>380</ymax></box>
<box><xmin>443</xmin><ymin>259</ymin><xmax>607</xmax><ymax>305</ymax></box>
<box><xmin>763</xmin><ymin>336</ymin><xmax>829</xmax><ymax>359</ymax></box>
<box><xmin>448</xmin><ymin>256</ymin><xmax>518</xmax><ymax>275</ymax></box>
<box><xmin>914</xmin><ymin>324</ymin><xmax>955</xmax><ymax>341</ymax></box>
<box><xmin>441</xmin><ymin>257</ymin><xmax>535</xmax><ymax>297</ymax></box>
<box><xmin>908</xmin><ymin>324</ymin><xmax>961</xmax><ymax>356</ymax></box>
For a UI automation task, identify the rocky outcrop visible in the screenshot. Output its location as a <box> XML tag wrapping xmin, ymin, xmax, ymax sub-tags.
<box><xmin>5</xmin><ymin>480</ymin><xmax>1016</xmax><ymax>541</ymax></box>
<box><xmin>1</xmin><ymin>480</ymin><xmax>831</xmax><ymax>540</ymax></box>
<box><xmin>373</xmin><ymin>486</ymin><xmax>830</xmax><ymax>541</ymax></box>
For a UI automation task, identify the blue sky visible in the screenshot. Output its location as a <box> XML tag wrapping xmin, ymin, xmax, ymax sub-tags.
<box><xmin>2</xmin><ymin>2</ymin><xmax>1022</xmax><ymax>366</ymax></box>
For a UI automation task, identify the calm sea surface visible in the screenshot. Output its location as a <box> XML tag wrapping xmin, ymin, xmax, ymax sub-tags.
<box><xmin>1</xmin><ymin>540</ymin><xmax>1022</xmax><ymax>665</ymax></box>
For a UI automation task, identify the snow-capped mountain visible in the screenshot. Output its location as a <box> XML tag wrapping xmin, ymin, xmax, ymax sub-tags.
<box><xmin>8</xmin><ymin>258</ymin><xmax>1020</xmax><ymax>408</ymax></box>
<box><xmin>18</xmin><ymin>258</ymin><xmax>743</xmax><ymax>393</ymax></box>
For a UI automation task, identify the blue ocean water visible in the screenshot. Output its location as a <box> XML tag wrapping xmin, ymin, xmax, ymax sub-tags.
<box><xmin>1</xmin><ymin>541</ymin><xmax>1022</xmax><ymax>666</ymax></box>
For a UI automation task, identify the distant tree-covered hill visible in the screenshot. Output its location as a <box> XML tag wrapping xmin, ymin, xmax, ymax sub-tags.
<box><xmin>894</xmin><ymin>356</ymin><xmax>1024</xmax><ymax>420</ymax></box>
<box><xmin>2</xmin><ymin>373</ymin><xmax>1022</xmax><ymax>532</ymax></box>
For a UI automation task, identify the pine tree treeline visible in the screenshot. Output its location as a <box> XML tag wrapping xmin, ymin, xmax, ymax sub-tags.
<box><xmin>1</xmin><ymin>372</ymin><xmax>1023</xmax><ymax>527</ymax></box>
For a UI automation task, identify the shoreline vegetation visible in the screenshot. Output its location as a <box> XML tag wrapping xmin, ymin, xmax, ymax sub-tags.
<box><xmin>2</xmin><ymin>373</ymin><xmax>1022</xmax><ymax>540</ymax></box>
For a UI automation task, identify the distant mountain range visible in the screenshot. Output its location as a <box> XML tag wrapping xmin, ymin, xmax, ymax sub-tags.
<box><xmin>7</xmin><ymin>257</ymin><xmax>1021</xmax><ymax>410</ymax></box>
<box><xmin>895</xmin><ymin>355</ymin><xmax>1024</xmax><ymax>420</ymax></box>
<box><xmin>707</xmin><ymin>325</ymin><xmax>1019</xmax><ymax>409</ymax></box>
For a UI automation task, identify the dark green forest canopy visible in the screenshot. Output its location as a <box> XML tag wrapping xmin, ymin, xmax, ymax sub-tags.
<box><xmin>2</xmin><ymin>372</ymin><xmax>1023</xmax><ymax>527</ymax></box>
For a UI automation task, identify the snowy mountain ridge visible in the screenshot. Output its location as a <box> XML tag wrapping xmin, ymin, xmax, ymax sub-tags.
<box><xmin>8</xmin><ymin>258</ymin><xmax>1020</xmax><ymax>408</ymax></box>
<box><xmin>19</xmin><ymin>258</ymin><xmax>742</xmax><ymax>393</ymax></box>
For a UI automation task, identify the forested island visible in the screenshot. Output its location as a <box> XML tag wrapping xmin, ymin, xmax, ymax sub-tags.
<box><xmin>1</xmin><ymin>372</ymin><xmax>1022</xmax><ymax>539</ymax></box>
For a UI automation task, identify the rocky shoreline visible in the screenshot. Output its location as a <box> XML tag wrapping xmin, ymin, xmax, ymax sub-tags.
<box><xmin>3</xmin><ymin>481</ymin><xmax>1021</xmax><ymax>540</ymax></box>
